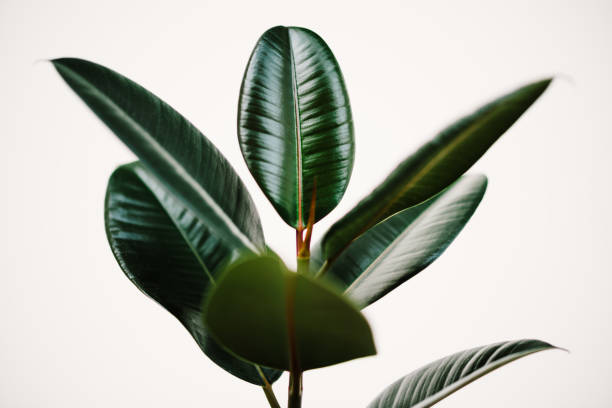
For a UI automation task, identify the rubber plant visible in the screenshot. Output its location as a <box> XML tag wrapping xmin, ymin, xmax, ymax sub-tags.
<box><xmin>51</xmin><ymin>26</ymin><xmax>559</xmax><ymax>407</ymax></box>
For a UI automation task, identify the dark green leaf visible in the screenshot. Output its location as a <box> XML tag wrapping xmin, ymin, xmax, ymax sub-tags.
<box><xmin>105</xmin><ymin>163</ymin><xmax>281</xmax><ymax>385</ymax></box>
<box><xmin>315</xmin><ymin>175</ymin><xmax>487</xmax><ymax>308</ymax></box>
<box><xmin>52</xmin><ymin>57</ymin><xmax>263</xmax><ymax>252</ymax></box>
<box><xmin>368</xmin><ymin>339</ymin><xmax>556</xmax><ymax>408</ymax></box>
<box><xmin>318</xmin><ymin>79</ymin><xmax>551</xmax><ymax>264</ymax></box>
<box><xmin>203</xmin><ymin>255</ymin><xmax>375</xmax><ymax>371</ymax></box>
<box><xmin>238</xmin><ymin>26</ymin><xmax>354</xmax><ymax>228</ymax></box>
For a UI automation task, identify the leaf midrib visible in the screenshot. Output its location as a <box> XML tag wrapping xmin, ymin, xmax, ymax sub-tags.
<box><xmin>288</xmin><ymin>28</ymin><xmax>304</xmax><ymax>228</ymax></box>
<box><xmin>135</xmin><ymin>166</ymin><xmax>217</xmax><ymax>287</ymax></box>
<box><xmin>343</xmin><ymin>196</ymin><xmax>439</xmax><ymax>297</ymax></box>
<box><xmin>381</xmin><ymin>107</ymin><xmax>496</xmax><ymax>211</ymax></box>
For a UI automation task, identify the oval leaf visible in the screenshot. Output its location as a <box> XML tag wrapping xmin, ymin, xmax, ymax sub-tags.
<box><xmin>238</xmin><ymin>26</ymin><xmax>354</xmax><ymax>228</ymax></box>
<box><xmin>368</xmin><ymin>339</ymin><xmax>556</xmax><ymax>408</ymax></box>
<box><xmin>319</xmin><ymin>79</ymin><xmax>551</xmax><ymax>263</ymax></box>
<box><xmin>105</xmin><ymin>163</ymin><xmax>281</xmax><ymax>385</ymax></box>
<box><xmin>52</xmin><ymin>58</ymin><xmax>263</xmax><ymax>252</ymax></box>
<box><xmin>203</xmin><ymin>256</ymin><xmax>375</xmax><ymax>371</ymax></box>
<box><xmin>316</xmin><ymin>174</ymin><xmax>487</xmax><ymax>308</ymax></box>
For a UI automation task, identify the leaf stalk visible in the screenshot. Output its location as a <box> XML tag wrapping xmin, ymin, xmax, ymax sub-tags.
<box><xmin>262</xmin><ymin>383</ymin><xmax>281</xmax><ymax>408</ymax></box>
<box><xmin>256</xmin><ymin>365</ymin><xmax>281</xmax><ymax>408</ymax></box>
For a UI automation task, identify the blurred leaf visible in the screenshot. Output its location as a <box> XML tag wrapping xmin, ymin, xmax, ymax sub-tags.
<box><xmin>105</xmin><ymin>163</ymin><xmax>282</xmax><ymax>385</ymax></box>
<box><xmin>317</xmin><ymin>174</ymin><xmax>487</xmax><ymax>308</ymax></box>
<box><xmin>52</xmin><ymin>57</ymin><xmax>263</xmax><ymax>252</ymax></box>
<box><xmin>318</xmin><ymin>79</ymin><xmax>551</xmax><ymax>264</ymax></box>
<box><xmin>238</xmin><ymin>26</ymin><xmax>354</xmax><ymax>228</ymax></box>
<box><xmin>368</xmin><ymin>339</ymin><xmax>556</xmax><ymax>408</ymax></box>
<box><xmin>203</xmin><ymin>256</ymin><xmax>375</xmax><ymax>371</ymax></box>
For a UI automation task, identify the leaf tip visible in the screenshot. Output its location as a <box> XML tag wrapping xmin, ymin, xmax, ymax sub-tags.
<box><xmin>521</xmin><ymin>339</ymin><xmax>563</xmax><ymax>356</ymax></box>
<box><xmin>548</xmin><ymin>343</ymin><xmax>570</xmax><ymax>354</ymax></box>
<box><xmin>49</xmin><ymin>57</ymin><xmax>72</xmax><ymax>68</ymax></box>
<box><xmin>49</xmin><ymin>57</ymin><xmax>93</xmax><ymax>75</ymax></box>
<box><xmin>527</xmin><ymin>77</ymin><xmax>554</xmax><ymax>98</ymax></box>
<box><xmin>49</xmin><ymin>57</ymin><xmax>79</xmax><ymax>78</ymax></box>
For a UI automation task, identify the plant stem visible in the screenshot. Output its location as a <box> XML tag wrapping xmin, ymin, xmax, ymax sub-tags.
<box><xmin>256</xmin><ymin>365</ymin><xmax>281</xmax><ymax>408</ymax></box>
<box><xmin>297</xmin><ymin>256</ymin><xmax>310</xmax><ymax>275</ymax></box>
<box><xmin>262</xmin><ymin>383</ymin><xmax>281</xmax><ymax>408</ymax></box>
<box><xmin>288</xmin><ymin>369</ymin><xmax>303</xmax><ymax>408</ymax></box>
<box><xmin>291</xmin><ymin>184</ymin><xmax>315</xmax><ymax>406</ymax></box>
<box><xmin>287</xmin><ymin>260</ymin><xmax>302</xmax><ymax>408</ymax></box>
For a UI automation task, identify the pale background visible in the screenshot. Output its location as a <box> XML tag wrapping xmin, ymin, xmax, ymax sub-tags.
<box><xmin>1</xmin><ymin>0</ymin><xmax>610</xmax><ymax>406</ymax></box>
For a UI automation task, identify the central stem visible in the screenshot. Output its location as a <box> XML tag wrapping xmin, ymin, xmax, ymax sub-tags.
<box><xmin>290</xmin><ymin>223</ymin><xmax>311</xmax><ymax>407</ymax></box>
<box><xmin>288</xmin><ymin>256</ymin><xmax>304</xmax><ymax>408</ymax></box>
<box><xmin>297</xmin><ymin>256</ymin><xmax>309</xmax><ymax>275</ymax></box>
<box><xmin>291</xmin><ymin>183</ymin><xmax>315</xmax><ymax>407</ymax></box>
<box><xmin>288</xmin><ymin>370</ymin><xmax>303</xmax><ymax>408</ymax></box>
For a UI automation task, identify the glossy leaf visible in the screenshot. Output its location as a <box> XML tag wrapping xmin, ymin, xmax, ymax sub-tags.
<box><xmin>368</xmin><ymin>339</ymin><xmax>556</xmax><ymax>408</ymax></box>
<box><xmin>52</xmin><ymin>58</ymin><xmax>263</xmax><ymax>252</ymax></box>
<box><xmin>203</xmin><ymin>255</ymin><xmax>375</xmax><ymax>371</ymax></box>
<box><xmin>238</xmin><ymin>26</ymin><xmax>354</xmax><ymax>228</ymax></box>
<box><xmin>318</xmin><ymin>79</ymin><xmax>551</xmax><ymax>264</ymax></box>
<box><xmin>316</xmin><ymin>174</ymin><xmax>487</xmax><ymax>308</ymax></box>
<box><xmin>105</xmin><ymin>163</ymin><xmax>282</xmax><ymax>385</ymax></box>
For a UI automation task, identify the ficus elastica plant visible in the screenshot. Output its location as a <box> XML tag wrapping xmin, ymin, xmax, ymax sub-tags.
<box><xmin>52</xmin><ymin>25</ymin><xmax>560</xmax><ymax>408</ymax></box>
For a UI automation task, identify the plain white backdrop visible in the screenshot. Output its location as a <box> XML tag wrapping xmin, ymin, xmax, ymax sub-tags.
<box><xmin>1</xmin><ymin>0</ymin><xmax>611</xmax><ymax>406</ymax></box>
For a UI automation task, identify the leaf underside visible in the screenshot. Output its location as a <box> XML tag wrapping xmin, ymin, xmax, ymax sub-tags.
<box><xmin>203</xmin><ymin>256</ymin><xmax>376</xmax><ymax>371</ymax></box>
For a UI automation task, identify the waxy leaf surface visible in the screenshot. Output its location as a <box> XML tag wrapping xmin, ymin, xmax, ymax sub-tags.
<box><xmin>318</xmin><ymin>79</ymin><xmax>551</xmax><ymax>264</ymax></box>
<box><xmin>318</xmin><ymin>174</ymin><xmax>487</xmax><ymax>308</ymax></box>
<box><xmin>53</xmin><ymin>57</ymin><xmax>263</xmax><ymax>252</ymax></box>
<box><xmin>238</xmin><ymin>26</ymin><xmax>354</xmax><ymax>228</ymax></box>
